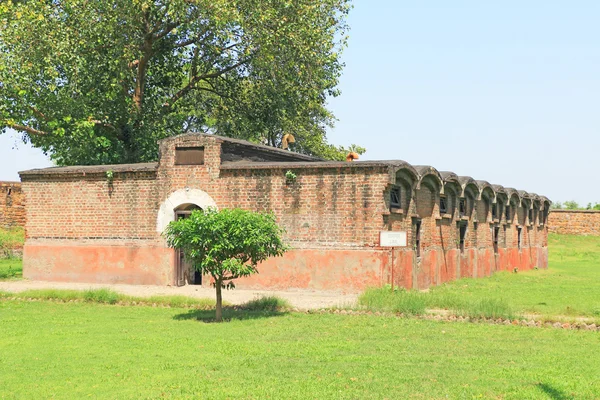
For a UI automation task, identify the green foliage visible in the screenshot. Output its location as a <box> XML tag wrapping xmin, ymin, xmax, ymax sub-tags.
<box><xmin>0</xmin><ymin>259</ymin><xmax>22</xmax><ymax>280</ymax></box>
<box><xmin>164</xmin><ymin>208</ymin><xmax>287</xmax><ymax>321</ymax></box>
<box><xmin>563</xmin><ymin>200</ymin><xmax>580</xmax><ymax>210</ymax></box>
<box><xmin>587</xmin><ymin>202</ymin><xmax>600</xmax><ymax>210</ymax></box>
<box><xmin>0</xmin><ymin>227</ymin><xmax>24</xmax><ymax>257</ymax></box>
<box><xmin>165</xmin><ymin>208</ymin><xmax>287</xmax><ymax>283</ymax></box>
<box><xmin>284</xmin><ymin>170</ymin><xmax>297</xmax><ymax>182</ymax></box>
<box><xmin>0</xmin><ymin>0</ymin><xmax>360</xmax><ymax>164</ymax></box>
<box><xmin>551</xmin><ymin>200</ymin><xmax>600</xmax><ymax>210</ymax></box>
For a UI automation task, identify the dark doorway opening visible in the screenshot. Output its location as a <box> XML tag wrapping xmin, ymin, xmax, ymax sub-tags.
<box><xmin>458</xmin><ymin>222</ymin><xmax>467</xmax><ymax>254</ymax></box>
<box><xmin>493</xmin><ymin>227</ymin><xmax>500</xmax><ymax>254</ymax></box>
<box><xmin>175</xmin><ymin>204</ymin><xmax>202</xmax><ymax>286</ymax></box>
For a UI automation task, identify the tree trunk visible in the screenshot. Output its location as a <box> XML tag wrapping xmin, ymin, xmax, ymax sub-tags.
<box><xmin>215</xmin><ymin>279</ymin><xmax>223</xmax><ymax>322</ymax></box>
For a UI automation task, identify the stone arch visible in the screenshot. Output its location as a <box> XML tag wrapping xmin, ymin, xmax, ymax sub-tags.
<box><xmin>393</xmin><ymin>166</ymin><xmax>418</xmax><ymax>211</ymax></box>
<box><xmin>458</xmin><ymin>176</ymin><xmax>479</xmax><ymax>219</ymax></box>
<box><xmin>493</xmin><ymin>185</ymin><xmax>507</xmax><ymax>222</ymax></box>
<box><xmin>415</xmin><ymin>165</ymin><xmax>443</xmax><ymax>193</ymax></box>
<box><xmin>156</xmin><ymin>188</ymin><xmax>218</xmax><ymax>233</ymax></box>
<box><xmin>477</xmin><ymin>181</ymin><xmax>495</xmax><ymax>223</ymax></box>
<box><xmin>440</xmin><ymin>171</ymin><xmax>461</xmax><ymax>217</ymax></box>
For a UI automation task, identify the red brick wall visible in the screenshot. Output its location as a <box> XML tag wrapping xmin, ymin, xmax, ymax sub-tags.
<box><xmin>548</xmin><ymin>210</ymin><xmax>600</xmax><ymax>236</ymax></box>
<box><xmin>21</xmin><ymin>172</ymin><xmax>159</xmax><ymax>240</ymax></box>
<box><xmin>0</xmin><ymin>182</ymin><xmax>25</xmax><ymax>229</ymax></box>
<box><xmin>20</xmin><ymin>134</ymin><xmax>550</xmax><ymax>291</ymax></box>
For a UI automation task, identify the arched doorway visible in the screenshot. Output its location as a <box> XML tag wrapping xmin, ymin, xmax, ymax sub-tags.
<box><xmin>174</xmin><ymin>203</ymin><xmax>202</xmax><ymax>286</ymax></box>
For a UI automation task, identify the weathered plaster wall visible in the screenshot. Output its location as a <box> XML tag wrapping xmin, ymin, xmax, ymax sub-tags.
<box><xmin>548</xmin><ymin>210</ymin><xmax>600</xmax><ymax>236</ymax></box>
<box><xmin>0</xmin><ymin>182</ymin><xmax>25</xmax><ymax>229</ymax></box>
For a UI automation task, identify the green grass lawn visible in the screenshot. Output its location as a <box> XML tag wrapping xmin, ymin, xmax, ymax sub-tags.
<box><xmin>0</xmin><ymin>259</ymin><xmax>22</xmax><ymax>280</ymax></box>
<box><xmin>1</xmin><ymin>300</ymin><xmax>599</xmax><ymax>399</ymax></box>
<box><xmin>361</xmin><ymin>234</ymin><xmax>600</xmax><ymax>321</ymax></box>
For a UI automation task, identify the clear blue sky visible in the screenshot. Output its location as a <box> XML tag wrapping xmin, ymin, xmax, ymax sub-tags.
<box><xmin>1</xmin><ymin>1</ymin><xmax>599</xmax><ymax>204</ymax></box>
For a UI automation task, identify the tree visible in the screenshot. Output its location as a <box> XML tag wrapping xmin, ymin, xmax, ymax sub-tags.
<box><xmin>164</xmin><ymin>208</ymin><xmax>287</xmax><ymax>322</ymax></box>
<box><xmin>563</xmin><ymin>200</ymin><xmax>580</xmax><ymax>210</ymax></box>
<box><xmin>0</xmin><ymin>0</ymin><xmax>361</xmax><ymax>165</ymax></box>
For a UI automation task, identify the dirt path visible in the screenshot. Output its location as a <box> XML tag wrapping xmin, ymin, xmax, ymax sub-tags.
<box><xmin>0</xmin><ymin>280</ymin><xmax>358</xmax><ymax>310</ymax></box>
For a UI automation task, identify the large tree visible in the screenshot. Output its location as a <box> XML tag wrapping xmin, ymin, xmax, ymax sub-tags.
<box><xmin>0</xmin><ymin>0</ymin><xmax>362</xmax><ymax>165</ymax></box>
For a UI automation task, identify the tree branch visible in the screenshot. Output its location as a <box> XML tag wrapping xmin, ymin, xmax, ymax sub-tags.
<box><xmin>132</xmin><ymin>36</ymin><xmax>155</xmax><ymax>113</ymax></box>
<box><xmin>90</xmin><ymin>120</ymin><xmax>117</xmax><ymax>132</ymax></box>
<box><xmin>163</xmin><ymin>59</ymin><xmax>249</xmax><ymax>108</ymax></box>
<box><xmin>194</xmin><ymin>86</ymin><xmax>228</xmax><ymax>98</ymax></box>
<box><xmin>154</xmin><ymin>22</ymin><xmax>179</xmax><ymax>40</ymax></box>
<box><xmin>5</xmin><ymin>123</ymin><xmax>49</xmax><ymax>136</ymax></box>
<box><xmin>28</xmin><ymin>106</ymin><xmax>48</xmax><ymax>121</ymax></box>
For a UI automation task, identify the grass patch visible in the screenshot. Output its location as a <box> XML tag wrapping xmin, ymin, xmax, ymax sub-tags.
<box><xmin>240</xmin><ymin>295</ymin><xmax>291</xmax><ymax>312</ymax></box>
<box><xmin>1</xmin><ymin>300</ymin><xmax>599</xmax><ymax>399</ymax></box>
<box><xmin>0</xmin><ymin>258</ymin><xmax>22</xmax><ymax>280</ymax></box>
<box><xmin>4</xmin><ymin>289</ymin><xmax>290</xmax><ymax>314</ymax></box>
<box><xmin>0</xmin><ymin>288</ymin><xmax>222</xmax><ymax>309</ymax></box>
<box><xmin>454</xmin><ymin>298</ymin><xmax>515</xmax><ymax>320</ymax></box>
<box><xmin>9</xmin><ymin>289</ymin><xmax>83</xmax><ymax>301</ymax></box>
<box><xmin>359</xmin><ymin>287</ymin><xmax>427</xmax><ymax>315</ymax></box>
<box><xmin>0</xmin><ymin>227</ymin><xmax>24</xmax><ymax>256</ymax></box>
<box><xmin>145</xmin><ymin>295</ymin><xmax>218</xmax><ymax>309</ymax></box>
<box><xmin>359</xmin><ymin>234</ymin><xmax>600</xmax><ymax>322</ymax></box>
<box><xmin>359</xmin><ymin>287</ymin><xmax>514</xmax><ymax>319</ymax></box>
<box><xmin>83</xmin><ymin>288</ymin><xmax>120</xmax><ymax>304</ymax></box>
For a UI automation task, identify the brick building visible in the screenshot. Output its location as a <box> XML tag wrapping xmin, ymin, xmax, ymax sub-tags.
<box><xmin>0</xmin><ymin>181</ymin><xmax>25</xmax><ymax>229</ymax></box>
<box><xmin>20</xmin><ymin>133</ymin><xmax>551</xmax><ymax>292</ymax></box>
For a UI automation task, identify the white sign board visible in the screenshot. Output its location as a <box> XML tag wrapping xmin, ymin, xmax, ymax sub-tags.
<box><xmin>380</xmin><ymin>231</ymin><xmax>407</xmax><ymax>247</ymax></box>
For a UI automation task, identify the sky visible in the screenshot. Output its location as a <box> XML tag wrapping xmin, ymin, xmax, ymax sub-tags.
<box><xmin>1</xmin><ymin>1</ymin><xmax>599</xmax><ymax>204</ymax></box>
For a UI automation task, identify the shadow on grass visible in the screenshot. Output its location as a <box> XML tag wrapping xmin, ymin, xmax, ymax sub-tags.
<box><xmin>173</xmin><ymin>307</ymin><xmax>288</xmax><ymax>323</ymax></box>
<box><xmin>536</xmin><ymin>383</ymin><xmax>569</xmax><ymax>400</ymax></box>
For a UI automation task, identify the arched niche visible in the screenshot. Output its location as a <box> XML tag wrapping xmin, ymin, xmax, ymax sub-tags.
<box><xmin>156</xmin><ymin>188</ymin><xmax>218</xmax><ymax>233</ymax></box>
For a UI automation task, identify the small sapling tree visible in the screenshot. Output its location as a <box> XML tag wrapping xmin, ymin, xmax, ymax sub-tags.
<box><xmin>164</xmin><ymin>208</ymin><xmax>287</xmax><ymax>322</ymax></box>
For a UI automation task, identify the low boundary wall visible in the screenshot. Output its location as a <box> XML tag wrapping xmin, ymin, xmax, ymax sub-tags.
<box><xmin>548</xmin><ymin>210</ymin><xmax>600</xmax><ymax>236</ymax></box>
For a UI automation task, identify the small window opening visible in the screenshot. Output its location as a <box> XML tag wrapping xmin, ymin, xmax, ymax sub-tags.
<box><xmin>439</xmin><ymin>196</ymin><xmax>448</xmax><ymax>214</ymax></box>
<box><xmin>6</xmin><ymin>188</ymin><xmax>12</xmax><ymax>196</ymax></box>
<box><xmin>491</xmin><ymin>203</ymin><xmax>497</xmax><ymax>220</ymax></box>
<box><xmin>175</xmin><ymin>146</ymin><xmax>205</xmax><ymax>165</ymax></box>
<box><xmin>458</xmin><ymin>222</ymin><xmax>467</xmax><ymax>254</ymax></box>
<box><xmin>390</xmin><ymin>187</ymin><xmax>401</xmax><ymax>209</ymax></box>
<box><xmin>517</xmin><ymin>227</ymin><xmax>522</xmax><ymax>250</ymax></box>
<box><xmin>415</xmin><ymin>220</ymin><xmax>422</xmax><ymax>258</ymax></box>
<box><xmin>459</xmin><ymin>198</ymin><xmax>466</xmax><ymax>217</ymax></box>
<box><xmin>505</xmin><ymin>205</ymin><xmax>511</xmax><ymax>221</ymax></box>
<box><xmin>540</xmin><ymin>209</ymin><xmax>545</xmax><ymax>225</ymax></box>
<box><xmin>493</xmin><ymin>227</ymin><xmax>500</xmax><ymax>254</ymax></box>
<box><xmin>528</xmin><ymin>209</ymin><xmax>533</xmax><ymax>224</ymax></box>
